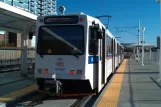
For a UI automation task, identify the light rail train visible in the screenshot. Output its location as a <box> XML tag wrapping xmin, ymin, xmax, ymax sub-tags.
<box><xmin>32</xmin><ymin>11</ymin><xmax>124</xmax><ymax>96</ymax></box>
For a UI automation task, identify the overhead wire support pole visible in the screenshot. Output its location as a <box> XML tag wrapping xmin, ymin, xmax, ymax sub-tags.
<box><xmin>141</xmin><ymin>27</ymin><xmax>145</xmax><ymax>66</ymax></box>
<box><xmin>137</xmin><ymin>20</ymin><xmax>140</xmax><ymax>60</ymax></box>
<box><xmin>138</xmin><ymin>20</ymin><xmax>140</xmax><ymax>46</ymax></box>
<box><xmin>156</xmin><ymin>0</ymin><xmax>161</xmax><ymax>82</ymax></box>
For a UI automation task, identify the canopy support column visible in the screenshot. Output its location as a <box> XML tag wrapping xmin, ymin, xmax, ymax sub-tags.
<box><xmin>20</xmin><ymin>25</ymin><xmax>28</xmax><ymax>77</ymax></box>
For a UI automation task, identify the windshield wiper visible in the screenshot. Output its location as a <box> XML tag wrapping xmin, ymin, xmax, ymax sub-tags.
<box><xmin>71</xmin><ymin>48</ymin><xmax>80</xmax><ymax>58</ymax></box>
<box><xmin>39</xmin><ymin>53</ymin><xmax>43</xmax><ymax>59</ymax></box>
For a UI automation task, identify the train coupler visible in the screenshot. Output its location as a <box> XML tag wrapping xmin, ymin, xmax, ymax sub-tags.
<box><xmin>44</xmin><ymin>80</ymin><xmax>62</xmax><ymax>96</ymax></box>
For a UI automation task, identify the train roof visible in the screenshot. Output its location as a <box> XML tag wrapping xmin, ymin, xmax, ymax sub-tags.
<box><xmin>106</xmin><ymin>29</ymin><xmax>115</xmax><ymax>39</ymax></box>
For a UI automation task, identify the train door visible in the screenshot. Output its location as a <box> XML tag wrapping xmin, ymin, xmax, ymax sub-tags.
<box><xmin>112</xmin><ymin>39</ymin><xmax>114</xmax><ymax>73</ymax></box>
<box><xmin>113</xmin><ymin>40</ymin><xmax>115</xmax><ymax>72</ymax></box>
<box><xmin>89</xmin><ymin>24</ymin><xmax>104</xmax><ymax>92</ymax></box>
<box><xmin>97</xmin><ymin>28</ymin><xmax>105</xmax><ymax>92</ymax></box>
<box><xmin>101</xmin><ymin>28</ymin><xmax>106</xmax><ymax>85</ymax></box>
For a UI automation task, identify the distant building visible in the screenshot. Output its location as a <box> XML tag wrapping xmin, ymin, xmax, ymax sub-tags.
<box><xmin>29</xmin><ymin>0</ymin><xmax>57</xmax><ymax>16</ymax></box>
<box><xmin>1</xmin><ymin>0</ymin><xmax>57</xmax><ymax>16</ymax></box>
<box><xmin>157</xmin><ymin>36</ymin><xmax>160</xmax><ymax>48</ymax></box>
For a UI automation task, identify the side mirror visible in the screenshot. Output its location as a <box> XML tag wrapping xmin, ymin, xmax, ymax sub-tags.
<box><xmin>29</xmin><ymin>32</ymin><xmax>33</xmax><ymax>40</ymax></box>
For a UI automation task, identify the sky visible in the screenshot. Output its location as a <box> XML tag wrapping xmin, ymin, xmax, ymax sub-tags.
<box><xmin>57</xmin><ymin>0</ymin><xmax>160</xmax><ymax>46</ymax></box>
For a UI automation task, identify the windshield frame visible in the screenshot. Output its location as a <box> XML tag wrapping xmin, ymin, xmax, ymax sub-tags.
<box><xmin>36</xmin><ymin>25</ymin><xmax>85</xmax><ymax>55</ymax></box>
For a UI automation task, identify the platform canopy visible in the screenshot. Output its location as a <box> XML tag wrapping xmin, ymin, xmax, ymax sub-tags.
<box><xmin>0</xmin><ymin>2</ymin><xmax>37</xmax><ymax>33</ymax></box>
<box><xmin>127</xmin><ymin>43</ymin><xmax>155</xmax><ymax>49</ymax></box>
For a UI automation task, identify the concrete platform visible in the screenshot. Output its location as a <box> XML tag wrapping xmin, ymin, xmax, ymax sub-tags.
<box><xmin>0</xmin><ymin>71</ymin><xmax>37</xmax><ymax>106</ymax></box>
<box><xmin>94</xmin><ymin>58</ymin><xmax>161</xmax><ymax>107</ymax></box>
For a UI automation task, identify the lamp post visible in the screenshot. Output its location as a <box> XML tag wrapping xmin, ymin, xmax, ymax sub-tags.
<box><xmin>141</xmin><ymin>27</ymin><xmax>145</xmax><ymax>66</ymax></box>
<box><xmin>156</xmin><ymin>0</ymin><xmax>161</xmax><ymax>82</ymax></box>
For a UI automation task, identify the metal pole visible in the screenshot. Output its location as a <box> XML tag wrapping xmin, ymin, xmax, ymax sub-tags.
<box><xmin>21</xmin><ymin>30</ymin><xmax>24</xmax><ymax>76</ymax></box>
<box><xmin>136</xmin><ymin>36</ymin><xmax>138</xmax><ymax>58</ymax></box>
<box><xmin>149</xmin><ymin>48</ymin><xmax>151</xmax><ymax>59</ymax></box>
<box><xmin>21</xmin><ymin>24</ymin><xmax>28</xmax><ymax>77</ymax></box>
<box><xmin>158</xmin><ymin>0</ymin><xmax>161</xmax><ymax>82</ymax></box>
<box><xmin>138</xmin><ymin>20</ymin><xmax>140</xmax><ymax>58</ymax></box>
<box><xmin>141</xmin><ymin>28</ymin><xmax>145</xmax><ymax>66</ymax></box>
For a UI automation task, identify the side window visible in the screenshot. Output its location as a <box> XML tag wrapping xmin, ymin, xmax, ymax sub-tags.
<box><xmin>117</xmin><ymin>43</ymin><xmax>119</xmax><ymax>55</ymax></box>
<box><xmin>106</xmin><ymin>36</ymin><xmax>109</xmax><ymax>57</ymax></box>
<box><xmin>107</xmin><ymin>36</ymin><xmax>109</xmax><ymax>57</ymax></box>
<box><xmin>106</xmin><ymin>36</ymin><xmax>112</xmax><ymax>57</ymax></box>
<box><xmin>89</xmin><ymin>26</ymin><xmax>98</xmax><ymax>55</ymax></box>
<box><xmin>111</xmin><ymin>39</ymin><xmax>113</xmax><ymax>55</ymax></box>
<box><xmin>118</xmin><ymin>44</ymin><xmax>119</xmax><ymax>55</ymax></box>
<box><xmin>120</xmin><ymin>46</ymin><xmax>121</xmax><ymax>55</ymax></box>
<box><xmin>109</xmin><ymin>38</ymin><xmax>112</xmax><ymax>55</ymax></box>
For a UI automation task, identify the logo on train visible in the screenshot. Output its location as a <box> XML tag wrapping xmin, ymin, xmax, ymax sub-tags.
<box><xmin>55</xmin><ymin>62</ymin><xmax>64</xmax><ymax>67</ymax></box>
<box><xmin>55</xmin><ymin>58</ymin><xmax>65</xmax><ymax>71</ymax></box>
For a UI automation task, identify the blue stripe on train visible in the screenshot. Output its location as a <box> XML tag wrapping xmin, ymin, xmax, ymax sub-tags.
<box><xmin>88</xmin><ymin>56</ymin><xmax>99</xmax><ymax>64</ymax></box>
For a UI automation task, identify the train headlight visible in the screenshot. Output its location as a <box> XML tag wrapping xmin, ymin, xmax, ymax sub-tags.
<box><xmin>37</xmin><ymin>68</ymin><xmax>42</xmax><ymax>73</ymax></box>
<box><xmin>70</xmin><ymin>70</ymin><xmax>75</xmax><ymax>75</ymax></box>
<box><xmin>69</xmin><ymin>69</ymin><xmax>83</xmax><ymax>75</ymax></box>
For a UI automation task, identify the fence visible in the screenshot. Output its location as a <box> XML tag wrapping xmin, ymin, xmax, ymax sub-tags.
<box><xmin>0</xmin><ymin>49</ymin><xmax>35</xmax><ymax>73</ymax></box>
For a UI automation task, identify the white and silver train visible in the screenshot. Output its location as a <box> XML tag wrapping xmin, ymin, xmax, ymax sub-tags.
<box><xmin>32</xmin><ymin>12</ymin><xmax>124</xmax><ymax>95</ymax></box>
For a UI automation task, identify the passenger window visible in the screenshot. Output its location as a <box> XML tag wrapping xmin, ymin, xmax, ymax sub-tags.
<box><xmin>89</xmin><ymin>26</ymin><xmax>98</xmax><ymax>55</ymax></box>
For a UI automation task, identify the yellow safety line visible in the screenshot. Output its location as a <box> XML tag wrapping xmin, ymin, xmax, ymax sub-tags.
<box><xmin>0</xmin><ymin>85</ymin><xmax>38</xmax><ymax>102</ymax></box>
<box><xmin>97</xmin><ymin>59</ymin><xmax>127</xmax><ymax>107</ymax></box>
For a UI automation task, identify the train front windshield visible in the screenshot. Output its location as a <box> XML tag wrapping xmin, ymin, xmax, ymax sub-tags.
<box><xmin>37</xmin><ymin>25</ymin><xmax>84</xmax><ymax>55</ymax></box>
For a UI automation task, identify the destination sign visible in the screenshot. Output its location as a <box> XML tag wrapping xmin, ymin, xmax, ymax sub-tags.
<box><xmin>44</xmin><ymin>16</ymin><xmax>79</xmax><ymax>24</ymax></box>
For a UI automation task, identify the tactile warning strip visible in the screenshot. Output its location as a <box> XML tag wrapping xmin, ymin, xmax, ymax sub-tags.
<box><xmin>97</xmin><ymin>59</ymin><xmax>127</xmax><ymax>107</ymax></box>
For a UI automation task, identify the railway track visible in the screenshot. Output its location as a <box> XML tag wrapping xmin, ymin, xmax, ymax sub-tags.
<box><xmin>70</xmin><ymin>96</ymin><xmax>91</xmax><ymax>107</ymax></box>
<box><xmin>14</xmin><ymin>91</ymin><xmax>92</xmax><ymax>107</ymax></box>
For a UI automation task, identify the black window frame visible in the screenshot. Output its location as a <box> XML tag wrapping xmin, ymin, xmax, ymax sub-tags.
<box><xmin>88</xmin><ymin>26</ymin><xmax>98</xmax><ymax>55</ymax></box>
<box><xmin>106</xmin><ymin>35</ymin><xmax>112</xmax><ymax>57</ymax></box>
<box><xmin>36</xmin><ymin>25</ymin><xmax>85</xmax><ymax>55</ymax></box>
